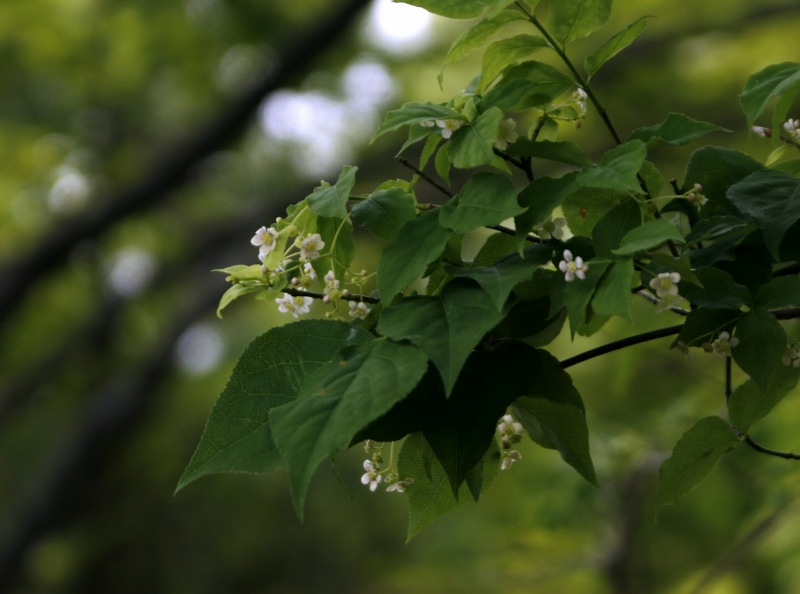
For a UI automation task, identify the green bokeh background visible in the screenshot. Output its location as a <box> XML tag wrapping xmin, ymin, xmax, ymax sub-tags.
<box><xmin>2</xmin><ymin>1</ymin><xmax>800</xmax><ymax>592</ymax></box>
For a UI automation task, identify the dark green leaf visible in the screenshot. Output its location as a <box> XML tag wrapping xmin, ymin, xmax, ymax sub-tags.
<box><xmin>496</xmin><ymin>60</ymin><xmax>575</xmax><ymax>109</ymax></box>
<box><xmin>351</xmin><ymin>187</ymin><xmax>417</xmax><ymax>242</ymax></box>
<box><xmin>378</xmin><ymin>212</ymin><xmax>453</xmax><ymax>302</ymax></box>
<box><xmin>439</xmin><ymin>171</ymin><xmax>525</xmax><ymax>233</ymax></box>
<box><xmin>628</xmin><ymin>113</ymin><xmax>730</xmax><ymax>148</ymax></box>
<box><xmin>447</xmin><ymin>107</ymin><xmax>504</xmax><ymax>169</ymax></box>
<box><xmin>678</xmin><ymin>267</ymin><xmax>751</xmax><ymax>310</ymax></box>
<box><xmin>685</xmin><ymin>215</ymin><xmax>748</xmax><ymax>243</ymax></box>
<box><xmin>592</xmin><ymin>259</ymin><xmax>635</xmax><ymax>319</ymax></box>
<box><xmin>307</xmin><ymin>165</ymin><xmax>357</xmax><ymax>219</ymax></box>
<box><xmin>548</xmin><ymin>0</ymin><xmax>612</xmax><ymax>47</ymax></box>
<box><xmin>271</xmin><ymin>338</ymin><xmax>428</xmax><ymax>516</ymax></box>
<box><xmin>377</xmin><ymin>279</ymin><xmax>506</xmax><ymax>395</ymax></box>
<box><xmin>740</xmin><ymin>62</ymin><xmax>800</xmax><ymax>127</ymax></box>
<box><xmin>728</xmin><ymin>365</ymin><xmax>800</xmax><ymax>434</ymax></box>
<box><xmin>732</xmin><ymin>308</ymin><xmax>787</xmax><ymax>394</ymax></box>
<box><xmin>177</xmin><ymin>321</ymin><xmax>371</xmax><ymax>492</ymax></box>
<box><xmin>507</xmin><ymin>139</ymin><xmax>592</xmax><ymax>167</ymax></box>
<box><xmin>658</xmin><ymin>416</ymin><xmax>737</xmax><ymax>507</ymax></box>
<box><xmin>474</xmin><ymin>231</ymin><xmax>518</xmax><ymax>266</ymax></box>
<box><xmin>564</xmin><ymin>259</ymin><xmax>610</xmax><ymax>336</ymax></box>
<box><xmin>515</xmin><ymin>173</ymin><xmax>578</xmax><ymax>252</ymax></box>
<box><xmin>611</xmin><ymin>219</ymin><xmax>685</xmax><ymax>256</ymax></box>
<box><xmin>576</xmin><ymin>140</ymin><xmax>647</xmax><ymax>193</ymax></box>
<box><xmin>592</xmin><ymin>199</ymin><xmax>642</xmax><ymax>257</ymax></box>
<box><xmin>585</xmin><ymin>16</ymin><xmax>650</xmax><ymax>78</ymax></box>
<box><xmin>756</xmin><ymin>276</ymin><xmax>800</xmax><ymax>310</ymax></box>
<box><xmin>673</xmin><ymin>307</ymin><xmax>741</xmax><ymax>348</ymax></box>
<box><xmin>682</xmin><ymin>146</ymin><xmax>763</xmax><ymax>218</ymax></box>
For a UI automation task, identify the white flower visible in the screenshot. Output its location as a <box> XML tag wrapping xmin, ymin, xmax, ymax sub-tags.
<box><xmin>712</xmin><ymin>331</ymin><xmax>739</xmax><ymax>358</ymax></box>
<box><xmin>275</xmin><ymin>293</ymin><xmax>313</xmax><ymax>318</ymax></box>
<box><xmin>752</xmin><ymin>125</ymin><xmax>770</xmax><ymax>138</ymax></box>
<box><xmin>573</xmin><ymin>88</ymin><xmax>588</xmax><ymax>114</ymax></box>
<box><xmin>348</xmin><ymin>300</ymin><xmax>370</xmax><ymax>319</ymax></box>
<box><xmin>420</xmin><ymin>120</ymin><xmax>436</xmax><ymax>128</ymax></box>
<box><xmin>361</xmin><ymin>460</ymin><xmax>382</xmax><ymax>492</ymax></box>
<box><xmin>782</xmin><ymin>346</ymin><xmax>800</xmax><ymax>368</ymax></box>
<box><xmin>494</xmin><ymin>118</ymin><xmax>518</xmax><ymax>150</ymax></box>
<box><xmin>251</xmin><ymin>226</ymin><xmax>279</xmax><ymax>260</ymax></box>
<box><xmin>533</xmin><ymin>215</ymin><xmax>567</xmax><ymax>240</ymax></box>
<box><xmin>299</xmin><ymin>233</ymin><xmax>325</xmax><ymax>261</ymax></box>
<box><xmin>649</xmin><ymin>272</ymin><xmax>681</xmax><ymax>298</ymax></box>
<box><xmin>558</xmin><ymin>249</ymin><xmax>588</xmax><ymax>282</ymax></box>
<box><xmin>498</xmin><ymin>413</ymin><xmax>523</xmax><ymax>449</ymax></box>
<box><xmin>500</xmin><ymin>450</ymin><xmax>522</xmax><ymax>470</ymax></box>
<box><xmin>435</xmin><ymin>118</ymin><xmax>463</xmax><ymax>139</ymax></box>
<box><xmin>783</xmin><ymin>118</ymin><xmax>800</xmax><ymax>140</ymax></box>
<box><xmin>386</xmin><ymin>478</ymin><xmax>414</xmax><ymax>493</ymax></box>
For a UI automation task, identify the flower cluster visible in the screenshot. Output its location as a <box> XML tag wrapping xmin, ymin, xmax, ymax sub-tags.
<box><xmin>494</xmin><ymin>118</ymin><xmax>519</xmax><ymax>150</ymax></box>
<box><xmin>421</xmin><ymin>118</ymin><xmax>464</xmax><ymax>139</ymax></box>
<box><xmin>361</xmin><ymin>440</ymin><xmax>412</xmax><ymax>493</ymax></box>
<box><xmin>559</xmin><ymin>250</ymin><xmax>588</xmax><ymax>282</ymax></box>
<box><xmin>704</xmin><ymin>331</ymin><xmax>739</xmax><ymax>357</ymax></box>
<box><xmin>784</xmin><ymin>118</ymin><xmax>800</xmax><ymax>141</ymax></box>
<box><xmin>497</xmin><ymin>414</ymin><xmax>523</xmax><ymax>470</ymax></box>
<box><xmin>686</xmin><ymin>183</ymin><xmax>707</xmax><ymax>208</ymax></box>
<box><xmin>533</xmin><ymin>215</ymin><xmax>567</xmax><ymax>240</ymax></box>
<box><xmin>782</xmin><ymin>345</ymin><xmax>800</xmax><ymax>367</ymax></box>
<box><xmin>275</xmin><ymin>293</ymin><xmax>312</xmax><ymax>318</ymax></box>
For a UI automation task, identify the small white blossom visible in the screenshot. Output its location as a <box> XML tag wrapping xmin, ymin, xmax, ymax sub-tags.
<box><xmin>676</xmin><ymin>341</ymin><xmax>691</xmax><ymax>359</ymax></box>
<box><xmin>299</xmin><ymin>233</ymin><xmax>325</xmax><ymax>261</ymax></box>
<box><xmin>500</xmin><ymin>450</ymin><xmax>522</xmax><ymax>470</ymax></box>
<box><xmin>435</xmin><ymin>118</ymin><xmax>463</xmax><ymax>139</ymax></box>
<box><xmin>386</xmin><ymin>478</ymin><xmax>414</xmax><ymax>493</ymax></box>
<box><xmin>251</xmin><ymin>226</ymin><xmax>279</xmax><ymax>260</ymax></box>
<box><xmin>752</xmin><ymin>125</ymin><xmax>770</xmax><ymax>138</ymax></box>
<box><xmin>275</xmin><ymin>293</ymin><xmax>313</xmax><ymax>318</ymax></box>
<box><xmin>573</xmin><ymin>88</ymin><xmax>588</xmax><ymax>114</ymax></box>
<box><xmin>649</xmin><ymin>272</ymin><xmax>681</xmax><ymax>298</ymax></box>
<box><xmin>782</xmin><ymin>346</ymin><xmax>800</xmax><ymax>368</ymax></box>
<box><xmin>558</xmin><ymin>249</ymin><xmax>588</xmax><ymax>282</ymax></box>
<box><xmin>420</xmin><ymin>119</ymin><xmax>436</xmax><ymax>128</ymax></box>
<box><xmin>494</xmin><ymin>118</ymin><xmax>519</xmax><ymax>150</ymax></box>
<box><xmin>348</xmin><ymin>300</ymin><xmax>370</xmax><ymax>319</ymax></box>
<box><xmin>533</xmin><ymin>215</ymin><xmax>567</xmax><ymax>240</ymax></box>
<box><xmin>783</xmin><ymin>118</ymin><xmax>800</xmax><ymax>141</ymax></box>
<box><xmin>712</xmin><ymin>331</ymin><xmax>739</xmax><ymax>358</ymax></box>
<box><xmin>361</xmin><ymin>460</ymin><xmax>382</xmax><ymax>492</ymax></box>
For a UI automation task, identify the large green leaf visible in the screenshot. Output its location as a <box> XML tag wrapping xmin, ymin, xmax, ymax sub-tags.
<box><xmin>628</xmin><ymin>113</ymin><xmax>730</xmax><ymax>148</ymax></box>
<box><xmin>732</xmin><ymin>308</ymin><xmax>787</xmax><ymax>394</ymax></box>
<box><xmin>658</xmin><ymin>416</ymin><xmax>737</xmax><ymax>507</ymax></box>
<box><xmin>756</xmin><ymin>276</ymin><xmax>800</xmax><ymax>310</ymax></box>
<box><xmin>591</xmin><ymin>258</ymin><xmax>635</xmax><ymax>320</ymax></box>
<box><xmin>399</xmin><ymin>432</ymin><xmax>499</xmax><ymax>540</ymax></box>
<box><xmin>584</xmin><ymin>16</ymin><xmax>650</xmax><ymax>79</ymax></box>
<box><xmin>372</xmin><ymin>102</ymin><xmax>463</xmax><ymax>142</ymax></box>
<box><xmin>480</xmin><ymin>34</ymin><xmax>550</xmax><ymax>89</ymax></box>
<box><xmin>515</xmin><ymin>173</ymin><xmax>578</xmax><ymax>252</ymax></box>
<box><xmin>351</xmin><ymin>187</ymin><xmax>417</xmax><ymax>242</ymax></box>
<box><xmin>494</xmin><ymin>60</ymin><xmax>575</xmax><ymax>109</ymax></box>
<box><xmin>176</xmin><ymin>321</ymin><xmax>371</xmax><ymax>492</ymax></box>
<box><xmin>312</xmin><ymin>216</ymin><xmax>356</xmax><ymax>281</ymax></box>
<box><xmin>378</xmin><ymin>212</ymin><xmax>453</xmax><ymax>302</ymax></box>
<box><xmin>447</xmin><ymin>244</ymin><xmax>554</xmax><ymax>309</ymax></box>
<box><xmin>672</xmin><ymin>307</ymin><xmax>741</xmax><ymax>348</ymax></box>
<box><xmin>446</xmin><ymin>107</ymin><xmax>504</xmax><ymax>169</ymax></box>
<box><xmin>548</xmin><ymin>0</ymin><xmax>612</xmax><ymax>47</ymax></box>
<box><xmin>727</xmin><ymin>169</ymin><xmax>800</xmax><ymax>261</ymax></box>
<box><xmin>728</xmin><ymin>365</ymin><xmax>800</xmax><ymax>434</ymax></box>
<box><xmin>564</xmin><ymin>259</ymin><xmax>610</xmax><ymax>336</ymax></box>
<box><xmin>270</xmin><ymin>338</ymin><xmax>428</xmax><ymax>516</ymax></box>
<box><xmin>576</xmin><ymin>140</ymin><xmax>647</xmax><ymax>193</ymax></box>
<box><xmin>377</xmin><ymin>279</ymin><xmax>506</xmax><ymax>395</ymax></box>
<box><xmin>439</xmin><ymin>171</ymin><xmax>524</xmax><ymax>233</ymax></box>
<box><xmin>422</xmin><ymin>342</ymin><xmax>540</xmax><ymax>495</ymax></box>
<box><xmin>678</xmin><ymin>267</ymin><xmax>751</xmax><ymax>310</ymax></box>
<box><xmin>307</xmin><ymin>165</ymin><xmax>357</xmax><ymax>219</ymax></box>
<box><xmin>682</xmin><ymin>146</ymin><xmax>763</xmax><ymax>218</ymax></box>
<box><xmin>562</xmin><ymin>187</ymin><xmax>626</xmax><ymax>238</ymax></box>
<box><xmin>739</xmin><ymin>62</ymin><xmax>800</xmax><ymax>127</ymax></box>
<box><xmin>507</xmin><ymin>139</ymin><xmax>592</xmax><ymax>167</ymax></box>
<box><xmin>611</xmin><ymin>219</ymin><xmax>685</xmax><ymax>256</ymax></box>
<box><xmin>591</xmin><ymin>199</ymin><xmax>642</xmax><ymax>257</ymax></box>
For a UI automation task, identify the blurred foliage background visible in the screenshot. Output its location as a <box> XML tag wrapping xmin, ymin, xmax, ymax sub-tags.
<box><xmin>2</xmin><ymin>0</ymin><xmax>800</xmax><ymax>592</ymax></box>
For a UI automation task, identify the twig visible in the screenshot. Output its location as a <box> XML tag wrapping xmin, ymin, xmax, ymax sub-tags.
<box><xmin>560</xmin><ymin>324</ymin><xmax>683</xmax><ymax>369</ymax></box>
<box><xmin>396</xmin><ymin>157</ymin><xmax>453</xmax><ymax>198</ymax></box>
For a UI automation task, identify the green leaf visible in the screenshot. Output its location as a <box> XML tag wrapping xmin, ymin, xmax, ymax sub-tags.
<box><xmin>685</xmin><ymin>215</ymin><xmax>748</xmax><ymax>243</ymax></box>
<box><xmin>673</xmin><ymin>307</ymin><xmax>741</xmax><ymax>348</ymax></box>
<box><xmin>495</xmin><ymin>60</ymin><xmax>575</xmax><ymax>109</ymax></box>
<box><xmin>548</xmin><ymin>0</ymin><xmax>612</xmax><ymax>47</ymax></box>
<box><xmin>176</xmin><ymin>321</ymin><xmax>371</xmax><ymax>492</ymax></box>
<box><xmin>740</xmin><ymin>62</ymin><xmax>800</xmax><ymax>127</ymax></box>
<box><xmin>480</xmin><ymin>34</ymin><xmax>550</xmax><ymax>89</ymax></box>
<box><xmin>378</xmin><ymin>212</ymin><xmax>453</xmax><ymax>302</ymax></box>
<box><xmin>447</xmin><ymin>244</ymin><xmax>554</xmax><ymax>310</ymax></box>
<box><xmin>435</xmin><ymin>141</ymin><xmax>452</xmax><ymax>185</ymax></box>
<box><xmin>372</xmin><ymin>102</ymin><xmax>463</xmax><ymax>142</ymax></box>
<box><xmin>729</xmin><ymin>365</ymin><xmax>800</xmax><ymax>434</ymax></box>
<box><xmin>312</xmin><ymin>216</ymin><xmax>356</xmax><ymax>281</ymax></box>
<box><xmin>422</xmin><ymin>342</ymin><xmax>540</xmax><ymax>495</ymax></box>
<box><xmin>216</xmin><ymin>283</ymin><xmax>265</xmax><ymax>318</ymax></box>
<box><xmin>756</xmin><ymin>276</ymin><xmax>800</xmax><ymax>310</ymax></box>
<box><xmin>400</xmin><ymin>433</ymin><xmax>499</xmax><ymax>540</ymax></box>
<box><xmin>611</xmin><ymin>219</ymin><xmax>685</xmax><ymax>256</ymax></box>
<box><xmin>507</xmin><ymin>139</ymin><xmax>592</xmax><ymax>167</ymax></box>
<box><xmin>678</xmin><ymin>267</ymin><xmax>751</xmax><ymax>310</ymax></box>
<box><xmin>377</xmin><ymin>279</ymin><xmax>506</xmax><ymax>395</ymax></box>
<box><xmin>576</xmin><ymin>140</ymin><xmax>647</xmax><ymax>193</ymax></box>
<box><xmin>351</xmin><ymin>187</ymin><xmax>417</xmax><ymax>242</ymax></box>
<box><xmin>397</xmin><ymin>0</ymin><xmax>497</xmax><ymax>19</ymax></box>
<box><xmin>682</xmin><ymin>146</ymin><xmax>763</xmax><ymax>218</ymax></box>
<box><xmin>591</xmin><ymin>199</ymin><xmax>642</xmax><ymax>257</ymax></box>
<box><xmin>658</xmin><ymin>416</ymin><xmax>737</xmax><ymax>507</ymax></box>
<box><xmin>584</xmin><ymin>16</ymin><xmax>650</xmax><ymax>79</ymax></box>
<box><xmin>562</xmin><ymin>187</ymin><xmax>625</xmax><ymax>238</ymax></box>
<box><xmin>473</xmin><ymin>231</ymin><xmax>518</xmax><ymax>266</ymax></box>
<box><xmin>446</xmin><ymin>107</ymin><xmax>504</xmax><ymax>169</ymax></box>
<box><xmin>592</xmin><ymin>258</ymin><xmax>635</xmax><ymax>320</ymax></box>
<box><xmin>628</xmin><ymin>112</ymin><xmax>730</xmax><ymax>148</ymax></box>
<box><xmin>438</xmin><ymin>11</ymin><xmax>524</xmax><ymax>87</ymax></box>
<box><xmin>307</xmin><ymin>165</ymin><xmax>357</xmax><ymax>219</ymax></box>
<box><xmin>732</xmin><ymin>308</ymin><xmax>787</xmax><ymax>394</ymax></box>
<box><xmin>271</xmin><ymin>338</ymin><xmax>428</xmax><ymax>516</ymax></box>
<box><xmin>564</xmin><ymin>259</ymin><xmax>610</xmax><ymax>337</ymax></box>
<box><xmin>515</xmin><ymin>173</ymin><xmax>578</xmax><ymax>252</ymax></box>
<box><xmin>438</xmin><ymin>171</ymin><xmax>524</xmax><ymax>233</ymax></box>
<box><xmin>726</xmin><ymin>169</ymin><xmax>800</xmax><ymax>260</ymax></box>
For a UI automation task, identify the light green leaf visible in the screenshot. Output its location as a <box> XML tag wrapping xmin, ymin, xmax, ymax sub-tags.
<box><xmin>312</xmin><ymin>216</ymin><xmax>356</xmax><ymax>281</ymax></box>
<box><xmin>592</xmin><ymin>258</ymin><xmax>635</xmax><ymax>320</ymax></box>
<box><xmin>727</xmin><ymin>169</ymin><xmax>800</xmax><ymax>260</ymax></box>
<box><xmin>395</xmin><ymin>0</ymin><xmax>496</xmax><ymax>19</ymax></box>
<box><xmin>177</xmin><ymin>321</ymin><xmax>371</xmax><ymax>492</ymax></box>
<box><xmin>271</xmin><ymin>338</ymin><xmax>428</xmax><ymax>516</ymax></box>
<box><xmin>307</xmin><ymin>165</ymin><xmax>357</xmax><ymax>219</ymax></box>
<box><xmin>728</xmin><ymin>365</ymin><xmax>800</xmax><ymax>434</ymax></box>
<box><xmin>494</xmin><ymin>60</ymin><xmax>575</xmax><ymax>109</ymax></box>
<box><xmin>439</xmin><ymin>171</ymin><xmax>524</xmax><ymax>233</ymax></box>
<box><xmin>576</xmin><ymin>140</ymin><xmax>647</xmax><ymax>193</ymax></box>
<box><xmin>548</xmin><ymin>0</ymin><xmax>612</xmax><ymax>47</ymax></box>
<box><xmin>740</xmin><ymin>62</ymin><xmax>800</xmax><ymax>127</ymax></box>
<box><xmin>562</xmin><ymin>187</ymin><xmax>626</xmax><ymax>238</ymax></box>
<box><xmin>756</xmin><ymin>276</ymin><xmax>800</xmax><ymax>310</ymax></box>
<box><xmin>585</xmin><ymin>16</ymin><xmax>650</xmax><ymax>79</ymax></box>
<box><xmin>400</xmin><ymin>433</ymin><xmax>499</xmax><ymax>540</ymax></box>
<box><xmin>447</xmin><ymin>107</ymin><xmax>504</xmax><ymax>169</ymax></box>
<box><xmin>658</xmin><ymin>416</ymin><xmax>737</xmax><ymax>507</ymax></box>
<box><xmin>372</xmin><ymin>102</ymin><xmax>463</xmax><ymax>142</ymax></box>
<box><xmin>377</xmin><ymin>279</ymin><xmax>506</xmax><ymax>395</ymax></box>
<box><xmin>732</xmin><ymin>308</ymin><xmax>787</xmax><ymax>394</ymax></box>
<box><xmin>447</xmin><ymin>244</ymin><xmax>554</xmax><ymax>309</ymax></box>
<box><xmin>216</xmin><ymin>283</ymin><xmax>265</xmax><ymax>318</ymax></box>
<box><xmin>628</xmin><ymin>113</ymin><xmax>730</xmax><ymax>148</ymax></box>
<box><xmin>378</xmin><ymin>212</ymin><xmax>453</xmax><ymax>302</ymax></box>
<box><xmin>351</xmin><ymin>187</ymin><xmax>417</xmax><ymax>242</ymax></box>
<box><xmin>480</xmin><ymin>34</ymin><xmax>550</xmax><ymax>90</ymax></box>
<box><xmin>611</xmin><ymin>219</ymin><xmax>684</xmax><ymax>256</ymax></box>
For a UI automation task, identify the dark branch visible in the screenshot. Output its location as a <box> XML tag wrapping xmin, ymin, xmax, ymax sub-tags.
<box><xmin>560</xmin><ymin>324</ymin><xmax>683</xmax><ymax>369</ymax></box>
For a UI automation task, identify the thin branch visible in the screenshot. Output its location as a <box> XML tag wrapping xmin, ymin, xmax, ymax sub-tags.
<box><xmin>743</xmin><ymin>436</ymin><xmax>800</xmax><ymax>460</ymax></box>
<box><xmin>560</xmin><ymin>324</ymin><xmax>683</xmax><ymax>369</ymax></box>
<box><xmin>396</xmin><ymin>157</ymin><xmax>453</xmax><ymax>198</ymax></box>
<box><xmin>283</xmin><ymin>287</ymin><xmax>380</xmax><ymax>304</ymax></box>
